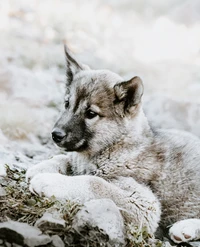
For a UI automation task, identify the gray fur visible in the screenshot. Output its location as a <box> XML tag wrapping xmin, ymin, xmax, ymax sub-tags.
<box><xmin>27</xmin><ymin>48</ymin><xmax>200</xmax><ymax>241</ymax></box>
<box><xmin>56</xmin><ymin>49</ymin><xmax>200</xmax><ymax>228</ymax></box>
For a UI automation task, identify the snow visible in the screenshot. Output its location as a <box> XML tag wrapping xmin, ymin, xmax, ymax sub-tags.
<box><xmin>73</xmin><ymin>199</ymin><xmax>125</xmax><ymax>245</ymax></box>
<box><xmin>0</xmin><ymin>0</ymin><xmax>200</xmax><ymax>171</ymax></box>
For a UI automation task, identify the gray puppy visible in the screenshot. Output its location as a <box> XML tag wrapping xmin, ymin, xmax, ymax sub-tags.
<box><xmin>26</xmin><ymin>46</ymin><xmax>200</xmax><ymax>243</ymax></box>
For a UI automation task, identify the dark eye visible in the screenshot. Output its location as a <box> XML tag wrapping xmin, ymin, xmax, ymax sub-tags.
<box><xmin>86</xmin><ymin>110</ymin><xmax>98</xmax><ymax>119</ymax></box>
<box><xmin>64</xmin><ymin>100</ymin><xmax>69</xmax><ymax>109</ymax></box>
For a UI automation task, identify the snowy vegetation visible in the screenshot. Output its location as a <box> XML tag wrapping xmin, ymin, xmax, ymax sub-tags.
<box><xmin>0</xmin><ymin>0</ymin><xmax>200</xmax><ymax>246</ymax></box>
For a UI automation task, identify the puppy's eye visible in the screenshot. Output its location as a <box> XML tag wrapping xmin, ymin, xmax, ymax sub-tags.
<box><xmin>64</xmin><ymin>100</ymin><xmax>69</xmax><ymax>109</ymax></box>
<box><xmin>86</xmin><ymin>110</ymin><xmax>98</xmax><ymax>119</ymax></box>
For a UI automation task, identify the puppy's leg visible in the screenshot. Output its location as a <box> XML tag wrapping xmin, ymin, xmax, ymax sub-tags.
<box><xmin>169</xmin><ymin>219</ymin><xmax>200</xmax><ymax>243</ymax></box>
<box><xmin>92</xmin><ymin>177</ymin><xmax>161</xmax><ymax>235</ymax></box>
<box><xmin>26</xmin><ymin>155</ymin><xmax>71</xmax><ymax>182</ymax></box>
<box><xmin>29</xmin><ymin>173</ymin><xmax>160</xmax><ymax>235</ymax></box>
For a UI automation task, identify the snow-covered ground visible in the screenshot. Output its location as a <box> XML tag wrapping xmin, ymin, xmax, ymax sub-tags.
<box><xmin>0</xmin><ymin>0</ymin><xmax>200</xmax><ymax>171</ymax></box>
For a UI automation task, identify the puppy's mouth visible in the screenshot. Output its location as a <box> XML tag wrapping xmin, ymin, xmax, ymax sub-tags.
<box><xmin>55</xmin><ymin>138</ymin><xmax>88</xmax><ymax>152</ymax></box>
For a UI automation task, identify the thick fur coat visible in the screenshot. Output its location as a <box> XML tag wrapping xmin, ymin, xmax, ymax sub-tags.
<box><xmin>26</xmin><ymin>46</ymin><xmax>200</xmax><ymax>243</ymax></box>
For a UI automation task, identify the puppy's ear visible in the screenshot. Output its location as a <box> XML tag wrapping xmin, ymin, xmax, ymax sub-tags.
<box><xmin>114</xmin><ymin>76</ymin><xmax>143</xmax><ymax>113</ymax></box>
<box><xmin>64</xmin><ymin>45</ymin><xmax>89</xmax><ymax>85</ymax></box>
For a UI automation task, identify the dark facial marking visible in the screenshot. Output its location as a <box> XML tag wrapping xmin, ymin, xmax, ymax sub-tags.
<box><xmin>73</xmin><ymin>86</ymin><xmax>89</xmax><ymax>113</ymax></box>
<box><xmin>61</xmin><ymin>115</ymin><xmax>93</xmax><ymax>152</ymax></box>
<box><xmin>90</xmin><ymin>83</ymin><xmax>116</xmax><ymax>118</ymax></box>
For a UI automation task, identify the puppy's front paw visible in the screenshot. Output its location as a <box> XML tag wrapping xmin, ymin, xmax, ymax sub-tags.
<box><xmin>29</xmin><ymin>173</ymin><xmax>95</xmax><ymax>202</ymax></box>
<box><xmin>29</xmin><ymin>173</ymin><xmax>69</xmax><ymax>199</ymax></box>
<box><xmin>26</xmin><ymin>165</ymin><xmax>45</xmax><ymax>183</ymax></box>
<box><xmin>169</xmin><ymin>219</ymin><xmax>200</xmax><ymax>243</ymax></box>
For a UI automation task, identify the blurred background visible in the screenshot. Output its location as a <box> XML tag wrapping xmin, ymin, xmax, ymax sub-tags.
<box><xmin>0</xmin><ymin>0</ymin><xmax>200</xmax><ymax>170</ymax></box>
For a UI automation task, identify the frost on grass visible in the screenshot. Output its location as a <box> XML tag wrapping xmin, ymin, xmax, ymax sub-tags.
<box><xmin>0</xmin><ymin>166</ymin><xmax>110</xmax><ymax>246</ymax></box>
<box><xmin>0</xmin><ymin>165</ymin><xmax>172</xmax><ymax>247</ymax></box>
<box><xmin>125</xmin><ymin>224</ymin><xmax>168</xmax><ymax>247</ymax></box>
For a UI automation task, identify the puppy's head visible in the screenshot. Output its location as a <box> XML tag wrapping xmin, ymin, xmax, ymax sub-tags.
<box><xmin>52</xmin><ymin>45</ymin><xmax>143</xmax><ymax>156</ymax></box>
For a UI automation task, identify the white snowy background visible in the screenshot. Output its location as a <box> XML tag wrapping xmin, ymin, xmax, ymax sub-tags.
<box><xmin>0</xmin><ymin>0</ymin><xmax>200</xmax><ymax>173</ymax></box>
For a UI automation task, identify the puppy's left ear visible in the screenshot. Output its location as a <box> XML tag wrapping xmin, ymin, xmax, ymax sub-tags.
<box><xmin>64</xmin><ymin>44</ymin><xmax>89</xmax><ymax>85</ymax></box>
<box><xmin>114</xmin><ymin>76</ymin><xmax>143</xmax><ymax>113</ymax></box>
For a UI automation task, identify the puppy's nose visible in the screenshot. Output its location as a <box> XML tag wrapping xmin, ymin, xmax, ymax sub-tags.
<box><xmin>52</xmin><ymin>129</ymin><xmax>65</xmax><ymax>143</ymax></box>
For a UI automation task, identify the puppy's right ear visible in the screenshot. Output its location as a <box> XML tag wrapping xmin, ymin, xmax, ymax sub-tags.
<box><xmin>64</xmin><ymin>45</ymin><xmax>85</xmax><ymax>85</ymax></box>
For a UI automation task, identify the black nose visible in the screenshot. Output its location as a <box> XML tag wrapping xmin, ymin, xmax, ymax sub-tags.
<box><xmin>52</xmin><ymin>129</ymin><xmax>65</xmax><ymax>143</ymax></box>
